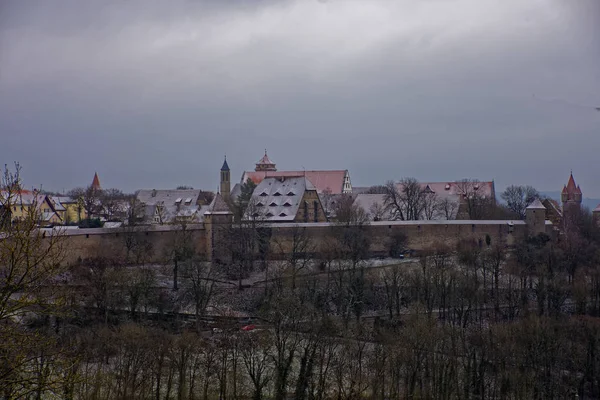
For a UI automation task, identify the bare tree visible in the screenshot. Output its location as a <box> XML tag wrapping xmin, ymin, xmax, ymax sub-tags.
<box><xmin>240</xmin><ymin>331</ymin><xmax>273</xmax><ymax>400</ymax></box>
<box><xmin>125</xmin><ymin>193</ymin><xmax>146</xmax><ymax>226</ymax></box>
<box><xmin>275</xmin><ymin>224</ymin><xmax>316</xmax><ymax>289</ymax></box>
<box><xmin>166</xmin><ymin>222</ymin><xmax>195</xmax><ymax>291</ymax></box>
<box><xmin>179</xmin><ymin>257</ymin><xmax>217</xmax><ymax>332</ymax></box>
<box><xmin>100</xmin><ymin>188</ymin><xmax>125</xmax><ymax>221</ymax></box>
<box><xmin>383</xmin><ymin>178</ymin><xmax>426</xmax><ymax>221</ymax></box>
<box><xmin>368</xmin><ymin>201</ymin><xmax>386</xmax><ymax>221</ymax></box>
<box><xmin>422</xmin><ymin>191</ymin><xmax>441</xmax><ymax>220</ymax></box>
<box><xmin>455</xmin><ymin>179</ymin><xmax>494</xmax><ymax>220</ymax></box>
<box><xmin>68</xmin><ymin>185</ymin><xmax>103</xmax><ymax>221</ymax></box>
<box><xmin>438</xmin><ymin>197</ymin><xmax>459</xmax><ymax>220</ymax></box>
<box><xmin>501</xmin><ymin>185</ymin><xmax>539</xmax><ymax>219</ymax></box>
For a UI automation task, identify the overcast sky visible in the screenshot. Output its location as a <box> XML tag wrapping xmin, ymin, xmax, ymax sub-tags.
<box><xmin>1</xmin><ymin>0</ymin><xmax>599</xmax><ymax>197</ymax></box>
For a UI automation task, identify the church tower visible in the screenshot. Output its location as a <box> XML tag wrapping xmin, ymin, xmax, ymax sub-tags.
<box><xmin>220</xmin><ymin>156</ymin><xmax>231</xmax><ymax>201</ymax></box>
<box><xmin>255</xmin><ymin>150</ymin><xmax>277</xmax><ymax>172</ymax></box>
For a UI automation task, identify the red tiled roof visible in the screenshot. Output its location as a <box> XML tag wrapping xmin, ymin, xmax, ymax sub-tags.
<box><xmin>395</xmin><ymin>181</ymin><xmax>495</xmax><ymax>199</ymax></box>
<box><xmin>91</xmin><ymin>172</ymin><xmax>101</xmax><ymax>189</ymax></box>
<box><xmin>565</xmin><ymin>173</ymin><xmax>577</xmax><ymax>194</ymax></box>
<box><xmin>256</xmin><ymin>151</ymin><xmax>275</xmax><ymax>166</ymax></box>
<box><xmin>242</xmin><ymin>170</ymin><xmax>347</xmax><ymax>194</ymax></box>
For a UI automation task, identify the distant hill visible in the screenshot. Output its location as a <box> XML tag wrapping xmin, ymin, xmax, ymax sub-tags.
<box><xmin>539</xmin><ymin>191</ymin><xmax>600</xmax><ymax>211</ymax></box>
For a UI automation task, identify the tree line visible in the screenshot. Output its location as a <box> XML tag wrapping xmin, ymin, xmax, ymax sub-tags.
<box><xmin>3</xmin><ymin>164</ymin><xmax>600</xmax><ymax>399</ymax></box>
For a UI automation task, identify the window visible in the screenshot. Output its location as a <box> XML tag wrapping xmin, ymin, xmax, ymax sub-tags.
<box><xmin>287</xmin><ymin>191</ymin><xmax>295</xmax><ymax>196</ymax></box>
<box><xmin>279</xmin><ymin>212</ymin><xmax>287</xmax><ymax>217</ymax></box>
<box><xmin>175</xmin><ymin>198</ymin><xmax>182</xmax><ymax>204</ymax></box>
<box><xmin>269</xmin><ymin>202</ymin><xmax>277</xmax><ymax>207</ymax></box>
<box><xmin>283</xmin><ymin>201</ymin><xmax>292</xmax><ymax>207</ymax></box>
<box><xmin>185</xmin><ymin>198</ymin><xmax>192</xmax><ymax>204</ymax></box>
<box><xmin>273</xmin><ymin>191</ymin><xmax>282</xmax><ymax>196</ymax></box>
<box><xmin>304</xmin><ymin>201</ymin><xmax>308</xmax><ymax>222</ymax></box>
<box><xmin>260</xmin><ymin>191</ymin><xmax>268</xmax><ymax>197</ymax></box>
<box><xmin>314</xmin><ymin>201</ymin><xmax>319</xmax><ymax>222</ymax></box>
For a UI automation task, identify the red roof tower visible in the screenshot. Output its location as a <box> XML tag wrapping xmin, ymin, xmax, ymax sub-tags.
<box><xmin>91</xmin><ymin>172</ymin><xmax>101</xmax><ymax>190</ymax></box>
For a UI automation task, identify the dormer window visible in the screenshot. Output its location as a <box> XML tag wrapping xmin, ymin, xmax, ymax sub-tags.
<box><xmin>273</xmin><ymin>191</ymin><xmax>282</xmax><ymax>196</ymax></box>
<box><xmin>445</xmin><ymin>184</ymin><xmax>450</xmax><ymax>190</ymax></box>
<box><xmin>287</xmin><ymin>191</ymin><xmax>295</xmax><ymax>196</ymax></box>
<box><xmin>266</xmin><ymin>212</ymin><xmax>274</xmax><ymax>217</ymax></box>
<box><xmin>474</xmin><ymin>184</ymin><xmax>479</xmax><ymax>190</ymax></box>
<box><xmin>269</xmin><ymin>202</ymin><xmax>278</xmax><ymax>207</ymax></box>
<box><xmin>252</xmin><ymin>212</ymin><xmax>260</xmax><ymax>218</ymax></box>
<box><xmin>260</xmin><ymin>192</ymin><xmax>268</xmax><ymax>197</ymax></box>
<box><xmin>256</xmin><ymin>202</ymin><xmax>264</xmax><ymax>207</ymax></box>
<box><xmin>283</xmin><ymin>201</ymin><xmax>292</xmax><ymax>207</ymax></box>
<box><xmin>184</xmin><ymin>198</ymin><xmax>192</xmax><ymax>205</ymax></box>
<box><xmin>175</xmin><ymin>198</ymin><xmax>182</xmax><ymax>204</ymax></box>
<box><xmin>279</xmin><ymin>212</ymin><xmax>287</xmax><ymax>217</ymax></box>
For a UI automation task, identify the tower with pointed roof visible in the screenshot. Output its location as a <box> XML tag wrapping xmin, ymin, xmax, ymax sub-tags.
<box><xmin>526</xmin><ymin>198</ymin><xmax>547</xmax><ymax>235</ymax></box>
<box><xmin>220</xmin><ymin>156</ymin><xmax>231</xmax><ymax>202</ymax></box>
<box><xmin>91</xmin><ymin>172</ymin><xmax>101</xmax><ymax>190</ymax></box>
<box><xmin>561</xmin><ymin>172</ymin><xmax>582</xmax><ymax>213</ymax></box>
<box><xmin>255</xmin><ymin>150</ymin><xmax>277</xmax><ymax>172</ymax></box>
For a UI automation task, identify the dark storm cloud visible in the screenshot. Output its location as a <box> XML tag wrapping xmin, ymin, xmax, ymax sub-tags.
<box><xmin>0</xmin><ymin>0</ymin><xmax>599</xmax><ymax>196</ymax></box>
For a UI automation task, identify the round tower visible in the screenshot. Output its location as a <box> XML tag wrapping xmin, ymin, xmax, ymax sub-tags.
<box><xmin>562</xmin><ymin>172</ymin><xmax>582</xmax><ymax>214</ymax></box>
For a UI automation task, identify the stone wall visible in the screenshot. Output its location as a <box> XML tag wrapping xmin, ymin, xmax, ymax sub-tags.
<box><xmin>51</xmin><ymin>219</ymin><xmax>536</xmax><ymax>266</ymax></box>
<box><xmin>265</xmin><ymin>220</ymin><xmax>529</xmax><ymax>258</ymax></box>
<box><xmin>55</xmin><ymin>224</ymin><xmax>207</xmax><ymax>265</ymax></box>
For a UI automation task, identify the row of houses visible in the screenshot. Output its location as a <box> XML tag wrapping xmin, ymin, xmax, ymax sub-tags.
<box><xmin>136</xmin><ymin>151</ymin><xmax>499</xmax><ymax>225</ymax></box>
<box><xmin>4</xmin><ymin>152</ymin><xmax>598</xmax><ymax>228</ymax></box>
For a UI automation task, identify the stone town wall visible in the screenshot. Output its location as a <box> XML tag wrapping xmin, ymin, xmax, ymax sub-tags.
<box><xmin>56</xmin><ymin>224</ymin><xmax>207</xmax><ymax>265</ymax></box>
<box><xmin>265</xmin><ymin>220</ymin><xmax>529</xmax><ymax>258</ymax></box>
<box><xmin>51</xmin><ymin>220</ymin><xmax>535</xmax><ymax>266</ymax></box>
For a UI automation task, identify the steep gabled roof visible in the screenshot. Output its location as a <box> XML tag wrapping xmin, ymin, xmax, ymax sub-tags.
<box><xmin>594</xmin><ymin>203</ymin><xmax>600</xmax><ymax>212</ymax></box>
<box><xmin>526</xmin><ymin>198</ymin><xmax>546</xmax><ymax>210</ymax></box>
<box><xmin>221</xmin><ymin>157</ymin><xmax>230</xmax><ymax>171</ymax></box>
<box><xmin>248</xmin><ymin>176</ymin><xmax>315</xmax><ymax>222</ymax></box>
<box><xmin>206</xmin><ymin>192</ymin><xmax>231</xmax><ymax>214</ymax></box>
<box><xmin>565</xmin><ymin>173</ymin><xmax>578</xmax><ymax>194</ymax></box>
<box><xmin>91</xmin><ymin>172</ymin><xmax>101</xmax><ymax>190</ymax></box>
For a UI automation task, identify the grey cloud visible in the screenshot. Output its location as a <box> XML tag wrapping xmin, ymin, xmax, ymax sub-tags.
<box><xmin>0</xmin><ymin>0</ymin><xmax>598</xmax><ymax>196</ymax></box>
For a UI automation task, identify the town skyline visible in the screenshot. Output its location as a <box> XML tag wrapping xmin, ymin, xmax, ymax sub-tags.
<box><xmin>11</xmin><ymin>152</ymin><xmax>600</xmax><ymax>203</ymax></box>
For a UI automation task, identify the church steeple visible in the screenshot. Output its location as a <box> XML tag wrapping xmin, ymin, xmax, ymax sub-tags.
<box><xmin>91</xmin><ymin>172</ymin><xmax>101</xmax><ymax>190</ymax></box>
<box><xmin>255</xmin><ymin>150</ymin><xmax>277</xmax><ymax>172</ymax></box>
<box><xmin>220</xmin><ymin>156</ymin><xmax>231</xmax><ymax>201</ymax></box>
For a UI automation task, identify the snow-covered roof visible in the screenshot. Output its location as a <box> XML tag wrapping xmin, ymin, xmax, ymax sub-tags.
<box><xmin>248</xmin><ymin>176</ymin><xmax>316</xmax><ymax>222</ymax></box>
<box><xmin>526</xmin><ymin>199</ymin><xmax>546</xmax><ymax>210</ymax></box>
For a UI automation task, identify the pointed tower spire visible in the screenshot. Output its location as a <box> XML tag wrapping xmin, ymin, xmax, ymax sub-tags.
<box><xmin>220</xmin><ymin>155</ymin><xmax>231</xmax><ymax>202</ymax></box>
<box><xmin>91</xmin><ymin>172</ymin><xmax>101</xmax><ymax>190</ymax></box>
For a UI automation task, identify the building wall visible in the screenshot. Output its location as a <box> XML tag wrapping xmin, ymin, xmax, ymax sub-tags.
<box><xmin>294</xmin><ymin>190</ymin><xmax>327</xmax><ymax>223</ymax></box>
